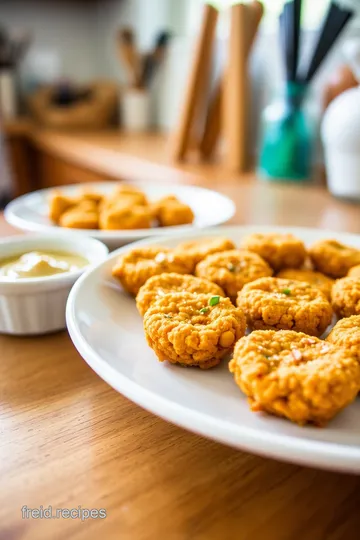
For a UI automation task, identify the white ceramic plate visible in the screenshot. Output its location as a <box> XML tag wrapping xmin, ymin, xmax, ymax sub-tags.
<box><xmin>4</xmin><ymin>181</ymin><xmax>235</xmax><ymax>250</ymax></box>
<box><xmin>66</xmin><ymin>226</ymin><xmax>360</xmax><ymax>474</ymax></box>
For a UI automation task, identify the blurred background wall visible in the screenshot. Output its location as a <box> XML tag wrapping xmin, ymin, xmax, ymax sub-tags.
<box><xmin>1</xmin><ymin>0</ymin><xmax>359</xmax><ymax>142</ymax></box>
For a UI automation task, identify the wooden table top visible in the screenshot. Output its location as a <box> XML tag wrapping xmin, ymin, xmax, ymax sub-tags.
<box><xmin>2</xmin><ymin>178</ymin><xmax>360</xmax><ymax>540</ymax></box>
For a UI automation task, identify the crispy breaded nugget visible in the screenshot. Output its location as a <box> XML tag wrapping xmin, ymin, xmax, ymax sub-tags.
<box><xmin>58</xmin><ymin>205</ymin><xmax>99</xmax><ymax>229</ymax></box>
<box><xmin>100</xmin><ymin>204</ymin><xmax>152</xmax><ymax>230</ymax></box>
<box><xmin>101</xmin><ymin>192</ymin><xmax>148</xmax><ymax>213</ymax></box>
<box><xmin>112</xmin><ymin>246</ymin><xmax>193</xmax><ymax>296</ymax></box>
<box><xmin>229</xmin><ymin>330</ymin><xmax>360</xmax><ymax>426</ymax></box>
<box><xmin>158</xmin><ymin>201</ymin><xmax>194</xmax><ymax>227</ymax></box>
<box><xmin>144</xmin><ymin>292</ymin><xmax>246</xmax><ymax>369</ymax></box>
<box><xmin>80</xmin><ymin>190</ymin><xmax>103</xmax><ymax>205</ymax></box>
<box><xmin>195</xmin><ymin>250</ymin><xmax>272</xmax><ymax>301</ymax></box>
<box><xmin>241</xmin><ymin>233</ymin><xmax>306</xmax><ymax>271</ymax></box>
<box><xmin>174</xmin><ymin>237</ymin><xmax>236</xmax><ymax>271</ymax></box>
<box><xmin>100</xmin><ymin>184</ymin><xmax>148</xmax><ymax>212</ymax></box>
<box><xmin>113</xmin><ymin>184</ymin><xmax>148</xmax><ymax>204</ymax></box>
<box><xmin>332</xmin><ymin>277</ymin><xmax>360</xmax><ymax>318</ymax></box>
<box><xmin>348</xmin><ymin>264</ymin><xmax>360</xmax><ymax>278</ymax></box>
<box><xmin>151</xmin><ymin>196</ymin><xmax>194</xmax><ymax>227</ymax></box>
<box><xmin>151</xmin><ymin>195</ymin><xmax>178</xmax><ymax>217</ymax></box>
<box><xmin>309</xmin><ymin>239</ymin><xmax>360</xmax><ymax>278</ymax></box>
<box><xmin>136</xmin><ymin>273</ymin><xmax>225</xmax><ymax>316</ymax></box>
<box><xmin>326</xmin><ymin>315</ymin><xmax>360</xmax><ymax>361</ymax></box>
<box><xmin>237</xmin><ymin>277</ymin><xmax>332</xmax><ymax>336</ymax></box>
<box><xmin>277</xmin><ymin>268</ymin><xmax>334</xmax><ymax>300</ymax></box>
<box><xmin>75</xmin><ymin>200</ymin><xmax>98</xmax><ymax>211</ymax></box>
<box><xmin>49</xmin><ymin>192</ymin><xmax>78</xmax><ymax>223</ymax></box>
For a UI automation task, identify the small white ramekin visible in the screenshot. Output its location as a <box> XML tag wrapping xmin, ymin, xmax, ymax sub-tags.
<box><xmin>0</xmin><ymin>234</ymin><xmax>108</xmax><ymax>335</ymax></box>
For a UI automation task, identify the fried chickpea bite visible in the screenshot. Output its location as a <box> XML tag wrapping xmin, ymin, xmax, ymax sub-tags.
<box><xmin>49</xmin><ymin>192</ymin><xmax>78</xmax><ymax>223</ymax></box>
<box><xmin>229</xmin><ymin>330</ymin><xmax>360</xmax><ymax>426</ymax></box>
<box><xmin>136</xmin><ymin>273</ymin><xmax>225</xmax><ymax>316</ymax></box>
<box><xmin>277</xmin><ymin>268</ymin><xmax>334</xmax><ymax>300</ymax></box>
<box><xmin>237</xmin><ymin>277</ymin><xmax>332</xmax><ymax>336</ymax></box>
<box><xmin>195</xmin><ymin>250</ymin><xmax>273</xmax><ymax>301</ymax></box>
<box><xmin>144</xmin><ymin>292</ymin><xmax>246</xmax><ymax>369</ymax></box>
<box><xmin>100</xmin><ymin>204</ymin><xmax>152</xmax><ymax>230</ymax></box>
<box><xmin>174</xmin><ymin>237</ymin><xmax>236</xmax><ymax>271</ymax></box>
<box><xmin>309</xmin><ymin>239</ymin><xmax>360</xmax><ymax>278</ymax></box>
<box><xmin>241</xmin><ymin>233</ymin><xmax>306</xmax><ymax>271</ymax></box>
<box><xmin>331</xmin><ymin>277</ymin><xmax>360</xmax><ymax>318</ymax></box>
<box><xmin>58</xmin><ymin>205</ymin><xmax>99</xmax><ymax>229</ymax></box>
<box><xmin>112</xmin><ymin>246</ymin><xmax>193</xmax><ymax>296</ymax></box>
<box><xmin>348</xmin><ymin>265</ymin><xmax>360</xmax><ymax>278</ymax></box>
<box><xmin>327</xmin><ymin>315</ymin><xmax>360</xmax><ymax>361</ymax></box>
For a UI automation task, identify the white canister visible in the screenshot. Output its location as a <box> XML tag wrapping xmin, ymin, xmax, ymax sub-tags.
<box><xmin>322</xmin><ymin>86</ymin><xmax>360</xmax><ymax>199</ymax></box>
<box><xmin>321</xmin><ymin>39</ymin><xmax>360</xmax><ymax>200</ymax></box>
<box><xmin>121</xmin><ymin>89</ymin><xmax>152</xmax><ymax>133</ymax></box>
<box><xmin>0</xmin><ymin>70</ymin><xmax>17</xmax><ymax>120</ymax></box>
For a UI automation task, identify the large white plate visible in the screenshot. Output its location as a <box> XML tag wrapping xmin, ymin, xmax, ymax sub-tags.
<box><xmin>66</xmin><ymin>226</ymin><xmax>360</xmax><ymax>474</ymax></box>
<box><xmin>4</xmin><ymin>181</ymin><xmax>235</xmax><ymax>249</ymax></box>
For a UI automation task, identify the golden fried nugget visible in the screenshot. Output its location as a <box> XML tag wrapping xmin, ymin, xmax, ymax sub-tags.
<box><xmin>49</xmin><ymin>192</ymin><xmax>78</xmax><ymax>223</ymax></box>
<box><xmin>112</xmin><ymin>246</ymin><xmax>193</xmax><ymax>296</ymax></box>
<box><xmin>100</xmin><ymin>184</ymin><xmax>148</xmax><ymax>212</ymax></box>
<box><xmin>101</xmin><ymin>192</ymin><xmax>148</xmax><ymax>212</ymax></box>
<box><xmin>229</xmin><ymin>330</ymin><xmax>360</xmax><ymax>426</ymax></box>
<box><xmin>174</xmin><ymin>237</ymin><xmax>236</xmax><ymax>271</ymax></box>
<box><xmin>348</xmin><ymin>264</ymin><xmax>360</xmax><ymax>278</ymax></box>
<box><xmin>58</xmin><ymin>206</ymin><xmax>99</xmax><ymax>229</ymax></box>
<box><xmin>195</xmin><ymin>250</ymin><xmax>273</xmax><ymax>301</ymax></box>
<box><xmin>327</xmin><ymin>315</ymin><xmax>360</xmax><ymax>362</ymax></box>
<box><xmin>100</xmin><ymin>204</ymin><xmax>152</xmax><ymax>230</ymax></box>
<box><xmin>277</xmin><ymin>268</ymin><xmax>334</xmax><ymax>300</ymax></box>
<box><xmin>75</xmin><ymin>200</ymin><xmax>98</xmax><ymax>211</ymax></box>
<box><xmin>136</xmin><ymin>273</ymin><xmax>225</xmax><ymax>316</ymax></box>
<box><xmin>151</xmin><ymin>196</ymin><xmax>194</xmax><ymax>227</ymax></box>
<box><xmin>241</xmin><ymin>233</ymin><xmax>306</xmax><ymax>271</ymax></box>
<box><xmin>80</xmin><ymin>190</ymin><xmax>103</xmax><ymax>205</ymax></box>
<box><xmin>144</xmin><ymin>292</ymin><xmax>246</xmax><ymax>369</ymax></box>
<box><xmin>151</xmin><ymin>195</ymin><xmax>178</xmax><ymax>216</ymax></box>
<box><xmin>112</xmin><ymin>184</ymin><xmax>148</xmax><ymax>205</ymax></box>
<box><xmin>157</xmin><ymin>201</ymin><xmax>194</xmax><ymax>227</ymax></box>
<box><xmin>237</xmin><ymin>277</ymin><xmax>332</xmax><ymax>336</ymax></box>
<box><xmin>332</xmin><ymin>277</ymin><xmax>360</xmax><ymax>318</ymax></box>
<box><xmin>309</xmin><ymin>239</ymin><xmax>360</xmax><ymax>278</ymax></box>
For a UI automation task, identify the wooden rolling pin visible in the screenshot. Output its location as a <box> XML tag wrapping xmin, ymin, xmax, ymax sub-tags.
<box><xmin>170</xmin><ymin>3</ymin><xmax>219</xmax><ymax>162</ymax></box>
<box><xmin>200</xmin><ymin>1</ymin><xmax>263</xmax><ymax>164</ymax></box>
<box><xmin>223</xmin><ymin>3</ymin><xmax>248</xmax><ymax>171</ymax></box>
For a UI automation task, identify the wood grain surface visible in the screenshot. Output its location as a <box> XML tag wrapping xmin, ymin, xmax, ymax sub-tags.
<box><xmin>2</xmin><ymin>171</ymin><xmax>360</xmax><ymax>540</ymax></box>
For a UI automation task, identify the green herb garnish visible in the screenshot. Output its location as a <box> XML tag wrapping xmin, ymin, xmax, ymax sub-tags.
<box><xmin>164</xmin><ymin>314</ymin><xmax>172</xmax><ymax>319</ymax></box>
<box><xmin>209</xmin><ymin>295</ymin><xmax>220</xmax><ymax>306</ymax></box>
<box><xmin>281</xmin><ymin>288</ymin><xmax>291</xmax><ymax>296</ymax></box>
<box><xmin>227</xmin><ymin>263</ymin><xmax>236</xmax><ymax>272</ymax></box>
<box><xmin>199</xmin><ymin>307</ymin><xmax>209</xmax><ymax>314</ymax></box>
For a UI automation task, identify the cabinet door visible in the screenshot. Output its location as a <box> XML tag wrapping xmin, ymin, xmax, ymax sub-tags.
<box><xmin>37</xmin><ymin>152</ymin><xmax>115</xmax><ymax>188</ymax></box>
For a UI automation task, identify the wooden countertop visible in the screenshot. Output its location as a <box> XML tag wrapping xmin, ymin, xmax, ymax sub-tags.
<box><xmin>1</xmin><ymin>172</ymin><xmax>360</xmax><ymax>538</ymax></box>
<box><xmin>3</xmin><ymin>119</ymin><xmax>257</xmax><ymax>187</ymax></box>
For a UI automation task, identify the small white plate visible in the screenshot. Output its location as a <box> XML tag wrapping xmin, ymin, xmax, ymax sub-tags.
<box><xmin>66</xmin><ymin>226</ymin><xmax>360</xmax><ymax>474</ymax></box>
<box><xmin>5</xmin><ymin>181</ymin><xmax>235</xmax><ymax>250</ymax></box>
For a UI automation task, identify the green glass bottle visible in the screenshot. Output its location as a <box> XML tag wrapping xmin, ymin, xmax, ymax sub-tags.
<box><xmin>258</xmin><ymin>82</ymin><xmax>314</xmax><ymax>182</ymax></box>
